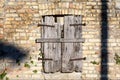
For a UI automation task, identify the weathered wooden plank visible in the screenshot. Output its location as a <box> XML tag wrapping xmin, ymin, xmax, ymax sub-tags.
<box><xmin>73</xmin><ymin>16</ymin><xmax>83</xmax><ymax>72</ymax></box>
<box><xmin>52</xmin><ymin>23</ymin><xmax>61</xmax><ymax>72</ymax></box>
<box><xmin>38</xmin><ymin>23</ymin><xmax>86</xmax><ymax>27</ymax></box>
<box><xmin>62</xmin><ymin>16</ymin><xmax>74</xmax><ymax>73</ymax></box>
<box><xmin>43</xmin><ymin>16</ymin><xmax>61</xmax><ymax>73</ymax></box>
<box><xmin>62</xmin><ymin>16</ymin><xmax>83</xmax><ymax>72</ymax></box>
<box><xmin>36</xmin><ymin>38</ymin><xmax>85</xmax><ymax>43</ymax></box>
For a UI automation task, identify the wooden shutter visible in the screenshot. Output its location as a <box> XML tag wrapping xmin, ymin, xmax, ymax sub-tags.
<box><xmin>36</xmin><ymin>15</ymin><xmax>84</xmax><ymax>73</ymax></box>
<box><xmin>62</xmin><ymin>16</ymin><xmax>82</xmax><ymax>72</ymax></box>
<box><xmin>42</xmin><ymin>16</ymin><xmax>61</xmax><ymax>73</ymax></box>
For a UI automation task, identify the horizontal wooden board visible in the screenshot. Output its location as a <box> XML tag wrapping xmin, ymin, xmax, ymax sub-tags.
<box><xmin>38</xmin><ymin>23</ymin><xmax>86</xmax><ymax>27</ymax></box>
<box><xmin>36</xmin><ymin>38</ymin><xmax>85</xmax><ymax>43</ymax></box>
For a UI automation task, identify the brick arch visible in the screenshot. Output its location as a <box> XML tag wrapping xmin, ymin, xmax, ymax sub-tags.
<box><xmin>38</xmin><ymin>2</ymin><xmax>84</xmax><ymax>16</ymax></box>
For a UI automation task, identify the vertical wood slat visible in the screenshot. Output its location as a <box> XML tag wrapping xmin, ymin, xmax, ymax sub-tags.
<box><xmin>73</xmin><ymin>16</ymin><xmax>82</xmax><ymax>72</ymax></box>
<box><xmin>62</xmin><ymin>16</ymin><xmax>82</xmax><ymax>72</ymax></box>
<box><xmin>43</xmin><ymin>16</ymin><xmax>61</xmax><ymax>73</ymax></box>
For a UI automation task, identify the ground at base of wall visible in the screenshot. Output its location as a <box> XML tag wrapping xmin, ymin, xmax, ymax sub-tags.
<box><xmin>7</xmin><ymin>72</ymin><xmax>82</xmax><ymax>80</ymax></box>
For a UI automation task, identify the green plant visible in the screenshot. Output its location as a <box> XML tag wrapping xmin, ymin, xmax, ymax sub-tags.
<box><xmin>16</xmin><ymin>75</ymin><xmax>19</xmax><ymax>77</ymax></box>
<box><xmin>39</xmin><ymin>53</ymin><xmax>42</xmax><ymax>56</ymax></box>
<box><xmin>35</xmin><ymin>65</ymin><xmax>37</xmax><ymax>67</ymax></box>
<box><xmin>33</xmin><ymin>70</ymin><xmax>37</xmax><ymax>73</ymax></box>
<box><xmin>30</xmin><ymin>60</ymin><xmax>34</xmax><ymax>64</ymax></box>
<box><xmin>39</xmin><ymin>48</ymin><xmax>41</xmax><ymax>51</ymax></box>
<box><xmin>6</xmin><ymin>77</ymin><xmax>9</xmax><ymax>80</ymax></box>
<box><xmin>0</xmin><ymin>71</ymin><xmax>7</xmax><ymax>80</ymax></box>
<box><xmin>90</xmin><ymin>61</ymin><xmax>99</xmax><ymax>65</ymax></box>
<box><xmin>24</xmin><ymin>62</ymin><xmax>30</xmax><ymax>68</ymax></box>
<box><xmin>30</xmin><ymin>56</ymin><xmax>32</xmax><ymax>60</ymax></box>
<box><xmin>114</xmin><ymin>53</ymin><xmax>120</xmax><ymax>64</ymax></box>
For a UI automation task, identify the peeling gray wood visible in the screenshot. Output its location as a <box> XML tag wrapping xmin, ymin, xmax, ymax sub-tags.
<box><xmin>43</xmin><ymin>16</ymin><xmax>61</xmax><ymax>73</ymax></box>
<box><xmin>40</xmin><ymin>15</ymin><xmax>83</xmax><ymax>73</ymax></box>
<box><xmin>73</xmin><ymin>16</ymin><xmax>82</xmax><ymax>72</ymax></box>
<box><xmin>62</xmin><ymin>16</ymin><xmax>82</xmax><ymax>72</ymax></box>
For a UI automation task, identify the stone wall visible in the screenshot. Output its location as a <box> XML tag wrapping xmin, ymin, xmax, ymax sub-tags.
<box><xmin>0</xmin><ymin>0</ymin><xmax>4</xmax><ymax>39</ymax></box>
<box><xmin>0</xmin><ymin>0</ymin><xmax>120</xmax><ymax>80</ymax></box>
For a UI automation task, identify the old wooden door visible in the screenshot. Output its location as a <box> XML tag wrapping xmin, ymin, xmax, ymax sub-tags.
<box><xmin>36</xmin><ymin>15</ymin><xmax>85</xmax><ymax>73</ymax></box>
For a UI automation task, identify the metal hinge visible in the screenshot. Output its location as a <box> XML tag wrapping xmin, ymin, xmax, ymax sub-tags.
<box><xmin>70</xmin><ymin>57</ymin><xmax>86</xmax><ymax>61</ymax></box>
<box><xmin>38</xmin><ymin>57</ymin><xmax>53</xmax><ymax>61</ymax></box>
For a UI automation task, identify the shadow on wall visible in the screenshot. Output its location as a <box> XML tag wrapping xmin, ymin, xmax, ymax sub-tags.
<box><xmin>100</xmin><ymin>0</ymin><xmax>108</xmax><ymax>80</ymax></box>
<box><xmin>0</xmin><ymin>39</ymin><xmax>29</xmax><ymax>64</ymax></box>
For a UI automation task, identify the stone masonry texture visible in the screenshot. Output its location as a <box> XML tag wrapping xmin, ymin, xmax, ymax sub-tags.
<box><xmin>0</xmin><ymin>0</ymin><xmax>120</xmax><ymax>80</ymax></box>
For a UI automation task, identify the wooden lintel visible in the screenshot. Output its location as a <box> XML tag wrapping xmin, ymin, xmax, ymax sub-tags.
<box><xmin>38</xmin><ymin>24</ymin><xmax>54</xmax><ymax>27</ymax></box>
<box><xmin>35</xmin><ymin>38</ymin><xmax>85</xmax><ymax>43</ymax></box>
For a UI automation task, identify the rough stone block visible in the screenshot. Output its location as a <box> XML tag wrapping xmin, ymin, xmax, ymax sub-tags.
<box><xmin>115</xmin><ymin>1</ymin><xmax>120</xmax><ymax>9</ymax></box>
